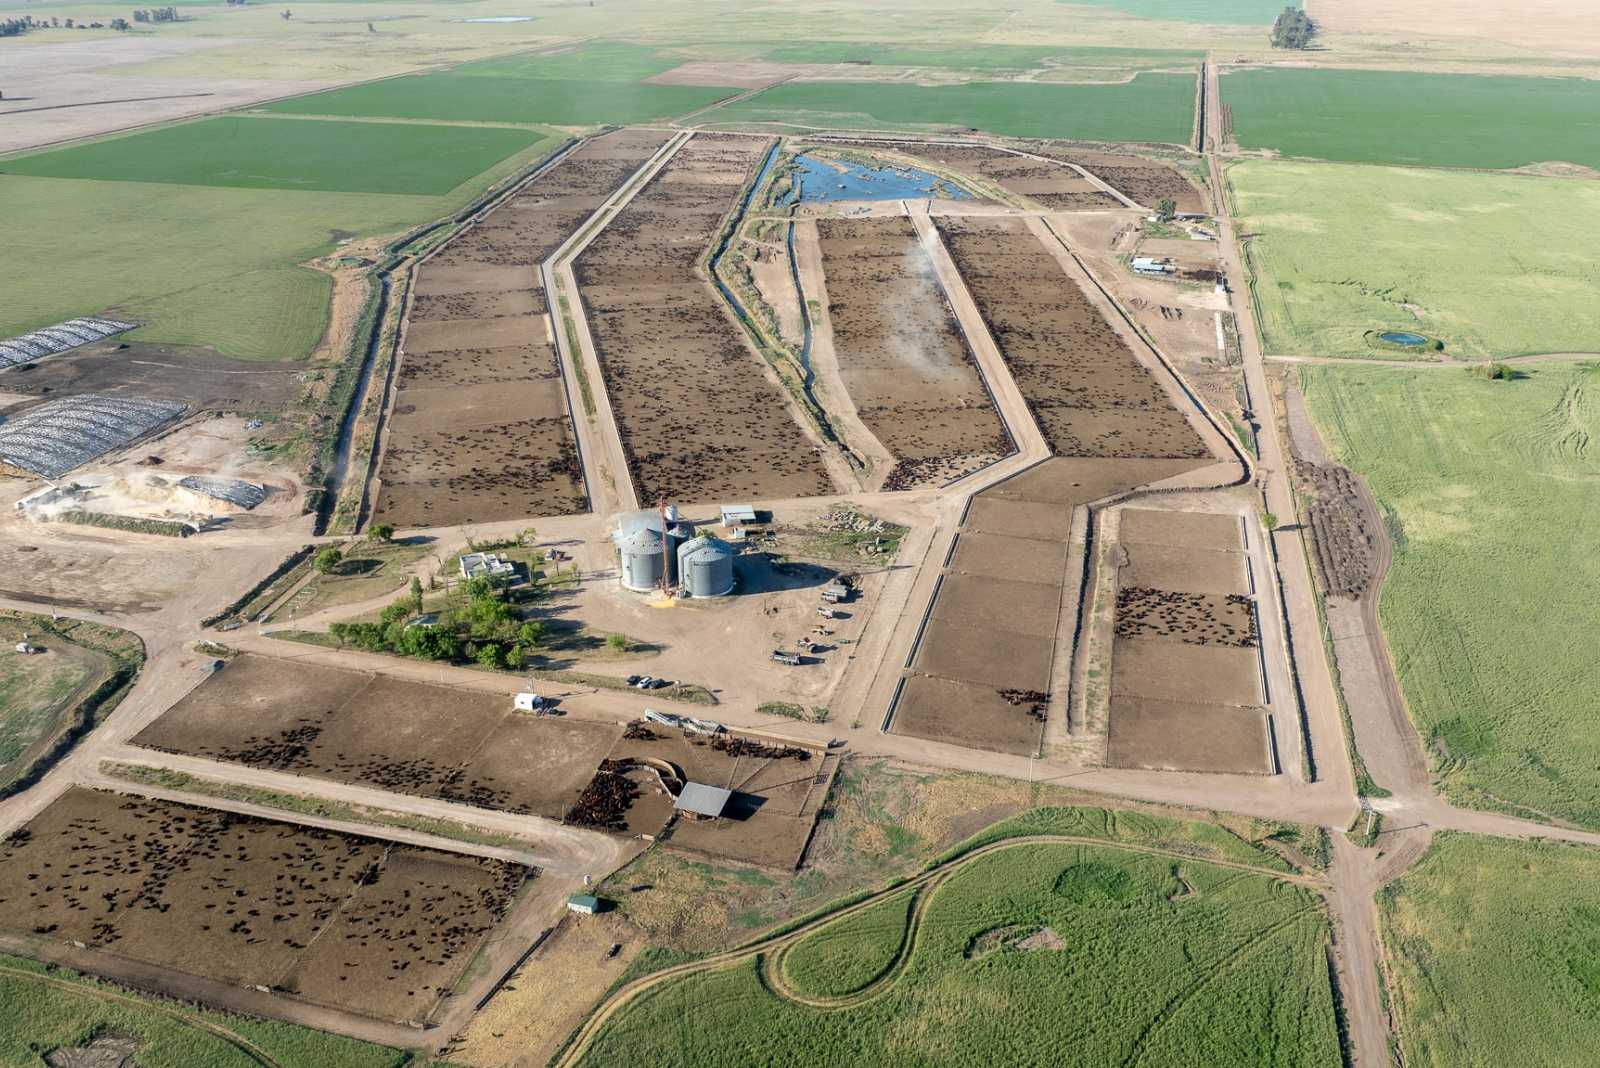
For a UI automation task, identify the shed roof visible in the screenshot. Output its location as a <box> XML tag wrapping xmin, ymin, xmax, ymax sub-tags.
<box><xmin>674</xmin><ymin>782</ymin><xmax>733</xmax><ymax>818</ymax></box>
<box><xmin>720</xmin><ymin>504</ymin><xmax>757</xmax><ymax>524</ymax></box>
<box><xmin>568</xmin><ymin>894</ymin><xmax>599</xmax><ymax>910</ymax></box>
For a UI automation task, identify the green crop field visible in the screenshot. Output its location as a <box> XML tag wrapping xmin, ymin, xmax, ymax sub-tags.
<box><xmin>578</xmin><ymin>841</ymin><xmax>1337</xmax><ymax>1067</ymax></box>
<box><xmin>706</xmin><ymin>72</ymin><xmax>1196</xmax><ymax>142</ymax></box>
<box><xmin>1232</xmin><ymin>160</ymin><xmax>1600</xmax><ymax>359</ymax></box>
<box><xmin>779</xmin><ymin>888</ymin><xmax>915</xmax><ymax>998</ymax></box>
<box><xmin>757</xmin><ymin>42</ymin><xmax>1201</xmax><ymax>69</ymax></box>
<box><xmin>264</xmin><ymin>41</ymin><xmax>742</xmax><ymax>125</ymax></box>
<box><xmin>1</xmin><ymin>135</ymin><xmax>557</xmax><ymax>360</ymax></box>
<box><xmin>1379</xmin><ymin>834</ymin><xmax>1600</xmax><ymax>1067</ymax></box>
<box><xmin>2</xmin><ymin>117</ymin><xmax>548</xmax><ymax>196</ymax></box>
<box><xmin>1224</xmin><ymin>68</ymin><xmax>1600</xmax><ymax>170</ymax></box>
<box><xmin>0</xmin><ymin>954</ymin><xmax>404</xmax><ymax>1067</ymax></box>
<box><xmin>1300</xmin><ymin>360</ymin><xmax>1600</xmax><ymax>825</ymax></box>
<box><xmin>1060</xmin><ymin>0</ymin><xmax>1290</xmax><ymax>24</ymax></box>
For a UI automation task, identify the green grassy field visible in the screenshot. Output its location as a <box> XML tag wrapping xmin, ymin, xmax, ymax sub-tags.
<box><xmin>264</xmin><ymin>41</ymin><xmax>741</xmax><ymax>125</ymax></box>
<box><xmin>2</xmin><ymin>117</ymin><xmax>548</xmax><ymax>196</ymax></box>
<box><xmin>0</xmin><ymin>628</ymin><xmax>100</xmax><ymax>779</ymax></box>
<box><xmin>757</xmin><ymin>42</ymin><xmax>1201</xmax><ymax>68</ymax></box>
<box><xmin>1061</xmin><ymin>0</ymin><xmax>1290</xmax><ymax>24</ymax></box>
<box><xmin>1379</xmin><ymin>834</ymin><xmax>1600</xmax><ymax>1067</ymax></box>
<box><xmin>1300</xmin><ymin>359</ymin><xmax>1600</xmax><ymax>825</ymax></box>
<box><xmin>1</xmin><ymin>133</ymin><xmax>556</xmax><ymax>359</ymax></box>
<box><xmin>579</xmin><ymin>841</ymin><xmax>1338</xmax><ymax>1067</ymax></box>
<box><xmin>1224</xmin><ymin>68</ymin><xmax>1600</xmax><ymax>169</ymax></box>
<box><xmin>0</xmin><ymin>954</ymin><xmax>405</xmax><ymax>1068</ymax></box>
<box><xmin>780</xmin><ymin>889</ymin><xmax>914</xmax><ymax>998</ymax></box>
<box><xmin>706</xmin><ymin>72</ymin><xmax>1196</xmax><ymax>142</ymax></box>
<box><xmin>1232</xmin><ymin>160</ymin><xmax>1600</xmax><ymax>358</ymax></box>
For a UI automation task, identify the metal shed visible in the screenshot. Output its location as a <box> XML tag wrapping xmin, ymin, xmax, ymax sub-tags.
<box><xmin>675</xmin><ymin>782</ymin><xmax>733</xmax><ymax>820</ymax></box>
<box><xmin>677</xmin><ymin>535</ymin><xmax>736</xmax><ymax>598</ymax></box>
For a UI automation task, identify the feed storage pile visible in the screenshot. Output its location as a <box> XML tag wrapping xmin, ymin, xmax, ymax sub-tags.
<box><xmin>572</xmin><ymin>134</ymin><xmax>835</xmax><ymax>503</ymax></box>
<box><xmin>0</xmin><ymin>393</ymin><xmax>186</xmax><ymax>478</ymax></box>
<box><xmin>0</xmin><ymin>317</ymin><xmax>137</xmax><ymax>369</ymax></box>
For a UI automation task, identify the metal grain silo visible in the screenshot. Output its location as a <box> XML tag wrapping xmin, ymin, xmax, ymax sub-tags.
<box><xmin>677</xmin><ymin>535</ymin><xmax>736</xmax><ymax>598</ymax></box>
<box><xmin>619</xmin><ymin>527</ymin><xmax>667</xmax><ymax>591</ymax></box>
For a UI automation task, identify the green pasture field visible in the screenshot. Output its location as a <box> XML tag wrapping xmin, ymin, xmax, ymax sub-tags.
<box><xmin>1379</xmin><ymin>834</ymin><xmax>1600</xmax><ymax>1067</ymax></box>
<box><xmin>579</xmin><ymin>841</ymin><xmax>1338</xmax><ymax>1067</ymax></box>
<box><xmin>757</xmin><ymin>41</ymin><xmax>1202</xmax><ymax>69</ymax></box>
<box><xmin>1060</xmin><ymin>0</ymin><xmax>1291</xmax><ymax>24</ymax></box>
<box><xmin>1</xmin><ymin>136</ymin><xmax>557</xmax><ymax>360</ymax></box>
<box><xmin>706</xmin><ymin>72</ymin><xmax>1196</xmax><ymax>142</ymax></box>
<box><xmin>1232</xmin><ymin>160</ymin><xmax>1600</xmax><ymax>358</ymax></box>
<box><xmin>1300</xmin><ymin>359</ymin><xmax>1600</xmax><ymax>826</ymax></box>
<box><xmin>0</xmin><ymin>954</ymin><xmax>405</xmax><ymax>1068</ymax></box>
<box><xmin>780</xmin><ymin>889</ymin><xmax>915</xmax><ymax>998</ymax></box>
<box><xmin>1224</xmin><ymin>68</ymin><xmax>1600</xmax><ymax>169</ymax></box>
<box><xmin>2</xmin><ymin>117</ymin><xmax>547</xmax><ymax>196</ymax></box>
<box><xmin>264</xmin><ymin>41</ymin><xmax>742</xmax><ymax>125</ymax></box>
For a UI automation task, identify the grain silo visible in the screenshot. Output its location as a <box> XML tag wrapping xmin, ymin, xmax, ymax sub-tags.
<box><xmin>619</xmin><ymin>526</ymin><xmax>669</xmax><ymax>591</ymax></box>
<box><xmin>677</xmin><ymin>535</ymin><xmax>736</xmax><ymax>598</ymax></box>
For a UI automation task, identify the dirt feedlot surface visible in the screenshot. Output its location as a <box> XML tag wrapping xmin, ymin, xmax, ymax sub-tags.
<box><xmin>374</xmin><ymin>129</ymin><xmax>673</xmax><ymax>528</ymax></box>
<box><xmin>574</xmin><ymin>135</ymin><xmax>835</xmax><ymax>504</ymax></box>
<box><xmin>896</xmin><ymin>457</ymin><xmax>1207</xmax><ymax>755</ymax></box>
<box><xmin>934</xmin><ymin>215</ymin><xmax>1208</xmax><ymax>461</ymax></box>
<box><xmin>0</xmin><ymin>788</ymin><xmax>529</xmax><ymax>1024</ymax></box>
<box><xmin>815</xmin><ymin>215</ymin><xmax>1011</xmax><ymax>489</ymax></box>
<box><xmin>892</xmin><ymin>142</ymin><xmax>1123</xmax><ymax>210</ymax></box>
<box><xmin>131</xmin><ymin>654</ymin><xmax>622</xmax><ymax>818</ymax></box>
<box><xmin>1107</xmin><ymin>508</ymin><xmax>1267</xmax><ymax>774</ymax></box>
<box><xmin>1020</xmin><ymin>145</ymin><xmax>1205</xmax><ymax>213</ymax></box>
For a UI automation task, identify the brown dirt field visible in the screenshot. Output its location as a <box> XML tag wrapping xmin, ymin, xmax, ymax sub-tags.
<box><xmin>947</xmin><ymin>531</ymin><xmax>1069</xmax><ymax>585</ymax></box>
<box><xmin>375</xmin><ymin>130</ymin><xmax>673</xmax><ymax>528</ymax></box>
<box><xmin>1118</xmin><ymin>507</ymin><xmax>1242</xmax><ymax>550</ymax></box>
<box><xmin>1019</xmin><ymin>145</ymin><xmax>1205</xmax><ymax>212</ymax></box>
<box><xmin>1118</xmin><ymin>542</ymin><xmax>1247</xmax><ymax>595</ymax></box>
<box><xmin>452</xmin><ymin>910</ymin><xmax>639</xmax><ymax>1068</ymax></box>
<box><xmin>1106</xmin><ymin>695</ymin><xmax>1270</xmax><ymax>774</ymax></box>
<box><xmin>0</xmin><ymin>788</ymin><xmax>528</xmax><ymax>1024</ymax></box>
<box><xmin>1114</xmin><ymin>586</ymin><xmax>1256</xmax><ymax>647</ymax></box>
<box><xmin>961</xmin><ymin>497</ymin><xmax>1075</xmax><ymax>542</ymax></box>
<box><xmin>0</xmin><ymin>341</ymin><xmax>303</xmax><ymax>413</ymax></box>
<box><xmin>930</xmin><ymin>573</ymin><xmax>1060</xmax><ymax>636</ymax></box>
<box><xmin>574</xmin><ymin>135</ymin><xmax>835</xmax><ymax>504</ymax></box>
<box><xmin>912</xmin><ymin>619</ymin><xmax>1054</xmax><ymax>692</ymax></box>
<box><xmin>645</xmin><ymin>60</ymin><xmax>796</xmax><ymax>88</ymax></box>
<box><xmin>933</xmin><ymin>215</ymin><xmax>1208</xmax><ymax>461</ymax></box>
<box><xmin>131</xmin><ymin>654</ymin><xmax>622</xmax><ymax>818</ymax></box>
<box><xmin>892</xmin><ymin>142</ymin><xmax>1123</xmax><ymax>210</ymax></box>
<box><xmin>815</xmin><ymin>215</ymin><xmax>1012</xmax><ymax>489</ymax></box>
<box><xmin>1308</xmin><ymin>0</ymin><xmax>1600</xmax><ymax>58</ymax></box>
<box><xmin>1111</xmin><ymin>637</ymin><xmax>1261</xmax><ymax>706</ymax></box>
<box><xmin>891</xmin><ymin>674</ymin><xmax>1044</xmax><ymax>756</ymax></box>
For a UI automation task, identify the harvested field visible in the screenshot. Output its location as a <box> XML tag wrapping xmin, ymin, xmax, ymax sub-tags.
<box><xmin>374</xmin><ymin>129</ymin><xmax>672</xmax><ymax>528</ymax></box>
<box><xmin>934</xmin><ymin>215</ymin><xmax>1208</xmax><ymax>461</ymax></box>
<box><xmin>1106</xmin><ymin>696</ymin><xmax>1270</xmax><ymax>774</ymax></box>
<box><xmin>1115</xmin><ymin>588</ymin><xmax>1256</xmax><ymax>647</ymax></box>
<box><xmin>569</xmin><ymin>722</ymin><xmax>832</xmax><ymax>869</ymax></box>
<box><xmin>891</xmin><ymin>143</ymin><xmax>1123</xmax><ymax>210</ymax></box>
<box><xmin>896</xmin><ymin>457</ymin><xmax>1209</xmax><ymax>755</ymax></box>
<box><xmin>574</xmin><ymin>135</ymin><xmax>835</xmax><ymax>503</ymax></box>
<box><xmin>0</xmin><ymin>789</ymin><xmax>529</xmax><ymax>1025</ymax></box>
<box><xmin>1111</xmin><ymin>639</ymin><xmax>1260</xmax><ymax>707</ymax></box>
<box><xmin>1019</xmin><ymin>145</ymin><xmax>1205</xmax><ymax>213</ymax></box>
<box><xmin>1119</xmin><ymin>508</ymin><xmax>1241</xmax><ymax>550</ymax></box>
<box><xmin>130</xmin><ymin>655</ymin><xmax>621</xmax><ymax>819</ymax></box>
<box><xmin>815</xmin><ymin>215</ymin><xmax>1011</xmax><ymax>488</ymax></box>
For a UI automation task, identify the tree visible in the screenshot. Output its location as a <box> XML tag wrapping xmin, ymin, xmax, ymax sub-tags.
<box><xmin>1155</xmin><ymin>197</ymin><xmax>1177</xmax><ymax>222</ymax></box>
<box><xmin>1270</xmin><ymin>6</ymin><xmax>1314</xmax><ymax>49</ymax></box>
<box><xmin>314</xmin><ymin>546</ymin><xmax>343</xmax><ymax>574</ymax></box>
<box><xmin>378</xmin><ymin>601</ymin><xmax>410</xmax><ymax>627</ymax></box>
<box><xmin>1263</xmin><ymin>512</ymin><xmax>1280</xmax><ymax>531</ymax></box>
<box><xmin>110</xmin><ymin>18</ymin><xmax>130</xmax><ymax>31</ymax></box>
<box><xmin>476</xmin><ymin>642</ymin><xmax>506</xmax><ymax>669</ymax></box>
<box><xmin>409</xmin><ymin>576</ymin><xmax>424</xmax><ymax>614</ymax></box>
<box><xmin>606</xmin><ymin>633</ymin><xmax>629</xmax><ymax>653</ymax></box>
<box><xmin>368</xmin><ymin>522</ymin><xmax>394</xmax><ymax>542</ymax></box>
<box><xmin>517</xmin><ymin>621</ymin><xmax>547</xmax><ymax>647</ymax></box>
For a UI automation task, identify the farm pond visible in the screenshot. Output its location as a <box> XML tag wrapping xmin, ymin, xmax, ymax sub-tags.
<box><xmin>786</xmin><ymin>153</ymin><xmax>972</xmax><ymax>203</ymax></box>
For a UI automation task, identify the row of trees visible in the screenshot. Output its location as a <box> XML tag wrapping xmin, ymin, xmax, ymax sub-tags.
<box><xmin>0</xmin><ymin>8</ymin><xmax>180</xmax><ymax>35</ymax></box>
<box><xmin>1270</xmin><ymin>6</ymin><xmax>1315</xmax><ymax>49</ymax></box>
<box><xmin>133</xmin><ymin>7</ymin><xmax>180</xmax><ymax>21</ymax></box>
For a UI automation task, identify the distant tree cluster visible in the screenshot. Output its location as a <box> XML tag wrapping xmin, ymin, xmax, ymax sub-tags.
<box><xmin>328</xmin><ymin>572</ymin><xmax>548</xmax><ymax>671</ymax></box>
<box><xmin>133</xmin><ymin>7</ymin><xmax>180</xmax><ymax>22</ymax></box>
<box><xmin>1270</xmin><ymin>6</ymin><xmax>1315</xmax><ymax>49</ymax></box>
<box><xmin>1</xmin><ymin>16</ymin><xmax>38</xmax><ymax>36</ymax></box>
